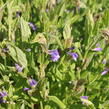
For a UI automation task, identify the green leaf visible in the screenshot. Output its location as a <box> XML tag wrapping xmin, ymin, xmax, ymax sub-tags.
<box><xmin>8</xmin><ymin>44</ymin><xmax>27</xmax><ymax>68</ymax></box>
<box><xmin>20</xmin><ymin>17</ymin><xmax>31</xmax><ymax>41</ymax></box>
<box><xmin>44</xmin><ymin>105</ymin><xmax>51</xmax><ymax>109</ymax></box>
<box><xmin>59</xmin><ymin>3</ymin><xmax>65</xmax><ymax>17</ymax></box>
<box><xmin>85</xmin><ymin>10</ymin><xmax>94</xmax><ymax>41</ymax></box>
<box><xmin>20</xmin><ymin>103</ymin><xmax>25</xmax><ymax>109</ymax></box>
<box><xmin>0</xmin><ymin>63</ymin><xmax>5</xmax><ymax>71</ymax></box>
<box><xmin>103</xmin><ymin>9</ymin><xmax>109</xmax><ymax>27</ymax></box>
<box><xmin>7</xmin><ymin>103</ymin><xmax>16</xmax><ymax>109</ymax></box>
<box><xmin>31</xmin><ymin>97</ymin><xmax>38</xmax><ymax>102</ymax></box>
<box><xmin>99</xmin><ymin>100</ymin><xmax>109</xmax><ymax>109</ymax></box>
<box><xmin>40</xmin><ymin>101</ymin><xmax>44</xmax><ymax>109</ymax></box>
<box><xmin>63</xmin><ymin>23</ymin><xmax>71</xmax><ymax>39</ymax></box>
<box><xmin>48</xmin><ymin>96</ymin><xmax>66</xmax><ymax>109</ymax></box>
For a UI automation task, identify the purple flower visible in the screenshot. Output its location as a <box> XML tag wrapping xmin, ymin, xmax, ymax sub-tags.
<box><xmin>28</xmin><ymin>22</ymin><xmax>37</xmax><ymax>31</ymax></box>
<box><xmin>46</xmin><ymin>9</ymin><xmax>49</xmax><ymax>13</ymax></box>
<box><xmin>2</xmin><ymin>48</ymin><xmax>9</xmax><ymax>52</ymax></box>
<box><xmin>23</xmin><ymin>88</ymin><xmax>30</xmax><ymax>91</ymax></box>
<box><xmin>48</xmin><ymin>49</ymin><xmax>60</xmax><ymax>62</ymax></box>
<box><xmin>0</xmin><ymin>91</ymin><xmax>7</xmax><ymax>104</ymax></box>
<box><xmin>92</xmin><ymin>43</ymin><xmax>102</xmax><ymax>51</ymax></box>
<box><xmin>29</xmin><ymin>79</ymin><xmax>37</xmax><ymax>87</ymax></box>
<box><xmin>0</xmin><ymin>91</ymin><xmax>7</xmax><ymax>97</ymax></box>
<box><xmin>101</xmin><ymin>69</ymin><xmax>109</xmax><ymax>75</ymax></box>
<box><xmin>81</xmin><ymin>96</ymin><xmax>88</xmax><ymax>99</ymax></box>
<box><xmin>68</xmin><ymin>52</ymin><xmax>78</xmax><ymax>61</ymax></box>
<box><xmin>80</xmin><ymin>96</ymin><xmax>91</xmax><ymax>105</ymax></box>
<box><xmin>69</xmin><ymin>46</ymin><xmax>75</xmax><ymax>50</ymax></box>
<box><xmin>92</xmin><ymin>47</ymin><xmax>102</xmax><ymax>52</ymax></box>
<box><xmin>96</xmin><ymin>43</ymin><xmax>100</xmax><ymax>47</ymax></box>
<box><xmin>0</xmin><ymin>99</ymin><xmax>6</xmax><ymax>104</ymax></box>
<box><xmin>15</xmin><ymin>64</ymin><xmax>23</xmax><ymax>72</ymax></box>
<box><xmin>102</xmin><ymin>59</ymin><xmax>106</xmax><ymax>64</ymax></box>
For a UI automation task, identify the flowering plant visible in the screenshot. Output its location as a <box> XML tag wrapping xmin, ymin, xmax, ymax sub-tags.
<box><xmin>0</xmin><ymin>0</ymin><xmax>109</xmax><ymax>108</ymax></box>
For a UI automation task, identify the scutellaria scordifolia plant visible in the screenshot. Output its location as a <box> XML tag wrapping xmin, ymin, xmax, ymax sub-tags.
<box><xmin>0</xmin><ymin>0</ymin><xmax>109</xmax><ymax>109</ymax></box>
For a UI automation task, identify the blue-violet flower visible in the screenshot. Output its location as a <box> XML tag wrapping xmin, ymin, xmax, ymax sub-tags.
<box><xmin>29</xmin><ymin>79</ymin><xmax>37</xmax><ymax>87</ymax></box>
<box><xmin>15</xmin><ymin>64</ymin><xmax>23</xmax><ymax>72</ymax></box>
<box><xmin>68</xmin><ymin>52</ymin><xmax>78</xmax><ymax>61</ymax></box>
<box><xmin>92</xmin><ymin>47</ymin><xmax>102</xmax><ymax>52</ymax></box>
<box><xmin>23</xmin><ymin>88</ymin><xmax>30</xmax><ymax>91</ymax></box>
<box><xmin>28</xmin><ymin>22</ymin><xmax>37</xmax><ymax>31</ymax></box>
<box><xmin>101</xmin><ymin>69</ymin><xmax>109</xmax><ymax>75</ymax></box>
<box><xmin>48</xmin><ymin>49</ymin><xmax>60</xmax><ymax>62</ymax></box>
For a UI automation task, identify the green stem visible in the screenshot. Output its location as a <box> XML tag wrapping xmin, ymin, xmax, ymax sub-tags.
<box><xmin>4</xmin><ymin>56</ymin><xmax>7</xmax><ymax>66</ymax></box>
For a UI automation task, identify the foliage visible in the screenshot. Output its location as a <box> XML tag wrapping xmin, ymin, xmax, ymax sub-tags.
<box><xmin>0</xmin><ymin>0</ymin><xmax>109</xmax><ymax>108</ymax></box>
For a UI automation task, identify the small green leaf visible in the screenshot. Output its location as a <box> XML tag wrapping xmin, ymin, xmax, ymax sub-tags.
<box><xmin>48</xmin><ymin>96</ymin><xmax>66</xmax><ymax>109</ymax></box>
<box><xmin>44</xmin><ymin>105</ymin><xmax>51</xmax><ymax>109</ymax></box>
<box><xmin>0</xmin><ymin>63</ymin><xmax>5</xmax><ymax>71</ymax></box>
<box><xmin>20</xmin><ymin>17</ymin><xmax>31</xmax><ymax>41</ymax></box>
<box><xmin>31</xmin><ymin>97</ymin><xmax>38</xmax><ymax>102</ymax></box>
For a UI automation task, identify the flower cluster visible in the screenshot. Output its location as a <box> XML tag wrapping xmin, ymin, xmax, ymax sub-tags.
<box><xmin>48</xmin><ymin>49</ymin><xmax>78</xmax><ymax>62</ymax></box>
